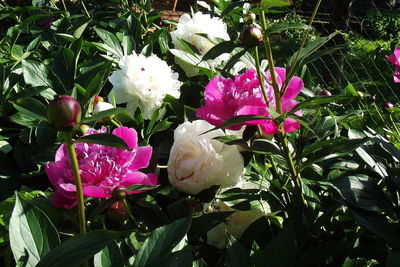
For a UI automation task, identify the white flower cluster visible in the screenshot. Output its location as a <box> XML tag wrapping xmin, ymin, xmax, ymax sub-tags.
<box><xmin>108</xmin><ymin>52</ymin><xmax>181</xmax><ymax>120</ymax></box>
<box><xmin>171</xmin><ymin>12</ymin><xmax>230</xmax><ymax>77</ymax></box>
<box><xmin>168</xmin><ymin>120</ymin><xmax>244</xmax><ymax>195</ymax></box>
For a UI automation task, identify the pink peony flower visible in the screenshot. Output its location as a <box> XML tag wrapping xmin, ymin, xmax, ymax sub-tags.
<box><xmin>387</xmin><ymin>47</ymin><xmax>400</xmax><ymax>83</ymax></box>
<box><xmin>196</xmin><ymin>68</ymin><xmax>304</xmax><ymax>134</ymax></box>
<box><xmin>46</xmin><ymin>126</ymin><xmax>158</xmax><ymax>209</ymax></box>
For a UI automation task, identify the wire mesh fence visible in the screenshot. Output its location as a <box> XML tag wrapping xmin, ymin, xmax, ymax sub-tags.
<box><xmin>296</xmin><ymin>0</ymin><xmax>400</xmax><ymax>102</ymax></box>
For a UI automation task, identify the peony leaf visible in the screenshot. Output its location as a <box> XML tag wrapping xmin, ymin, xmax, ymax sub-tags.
<box><xmin>266</xmin><ymin>22</ymin><xmax>312</xmax><ymax>34</ymax></box>
<box><xmin>225</xmin><ymin>234</ymin><xmax>254</xmax><ymax>267</ymax></box>
<box><xmin>11</xmin><ymin>97</ymin><xmax>47</xmax><ymax>121</ymax></box>
<box><xmin>36</xmin><ymin>230</ymin><xmax>121</xmax><ymax>267</ymax></box>
<box><xmin>132</xmin><ymin>216</ymin><xmax>192</xmax><ymax>267</ymax></box>
<box><xmin>9</xmin><ymin>193</ymin><xmax>60</xmax><ymax>267</ymax></box>
<box><xmin>252</xmin><ymin>223</ymin><xmax>296</xmax><ymax>267</ymax></box>
<box><xmin>93</xmin><ymin>241</ymin><xmax>124</xmax><ymax>267</ymax></box>
<box><xmin>22</xmin><ymin>60</ymin><xmax>53</xmax><ymax>88</ymax></box>
<box><xmin>260</xmin><ymin>0</ymin><xmax>291</xmax><ymax>10</ymax></box>
<box><xmin>188</xmin><ymin>211</ymin><xmax>234</xmax><ymax>241</ymax></box>
<box><xmin>82</xmin><ymin>107</ymin><xmax>130</xmax><ymax>123</ymax></box>
<box><xmin>202</xmin><ymin>41</ymin><xmax>237</xmax><ymax>61</ymax></box>
<box><xmin>94</xmin><ymin>28</ymin><xmax>123</xmax><ymax>58</ymax></box>
<box><xmin>201</xmin><ymin>115</ymin><xmax>272</xmax><ymax>135</ymax></box>
<box><xmin>75</xmin><ymin>133</ymin><xmax>129</xmax><ymax>150</ymax></box>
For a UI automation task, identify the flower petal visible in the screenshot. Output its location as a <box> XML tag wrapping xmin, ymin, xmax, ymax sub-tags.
<box><xmin>128</xmin><ymin>146</ymin><xmax>152</xmax><ymax>171</ymax></box>
<box><xmin>282</xmin><ymin>76</ymin><xmax>304</xmax><ymax>102</ymax></box>
<box><xmin>82</xmin><ymin>185</ymin><xmax>111</xmax><ymax>198</ymax></box>
<box><xmin>112</xmin><ymin>127</ymin><xmax>138</xmax><ymax>150</ymax></box>
<box><xmin>51</xmin><ymin>191</ymin><xmax>77</xmax><ymax>209</ymax></box>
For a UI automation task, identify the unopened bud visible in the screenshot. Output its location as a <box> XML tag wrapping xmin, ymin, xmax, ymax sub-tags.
<box><xmin>241</xmin><ymin>25</ymin><xmax>263</xmax><ymax>48</ymax></box>
<box><xmin>383</xmin><ymin>102</ymin><xmax>394</xmax><ymax>109</ymax></box>
<box><xmin>244</xmin><ymin>12</ymin><xmax>256</xmax><ymax>24</ymax></box>
<box><xmin>47</xmin><ymin>95</ymin><xmax>81</xmax><ymax>130</ymax></box>
<box><xmin>319</xmin><ymin>89</ymin><xmax>332</xmax><ymax>96</ymax></box>
<box><xmin>112</xmin><ymin>186</ymin><xmax>127</xmax><ymax>200</ymax></box>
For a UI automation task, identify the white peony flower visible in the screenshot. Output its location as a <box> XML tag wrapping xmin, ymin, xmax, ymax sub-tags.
<box><xmin>108</xmin><ymin>52</ymin><xmax>181</xmax><ymax>120</ymax></box>
<box><xmin>171</xmin><ymin>12</ymin><xmax>230</xmax><ymax>77</ymax></box>
<box><xmin>167</xmin><ymin>120</ymin><xmax>244</xmax><ymax>195</ymax></box>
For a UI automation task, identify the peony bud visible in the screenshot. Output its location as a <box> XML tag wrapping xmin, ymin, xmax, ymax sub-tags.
<box><xmin>383</xmin><ymin>102</ymin><xmax>394</xmax><ymax>109</ymax></box>
<box><xmin>244</xmin><ymin>12</ymin><xmax>256</xmax><ymax>24</ymax></box>
<box><xmin>319</xmin><ymin>89</ymin><xmax>332</xmax><ymax>96</ymax></box>
<box><xmin>370</xmin><ymin>95</ymin><xmax>377</xmax><ymax>102</ymax></box>
<box><xmin>112</xmin><ymin>186</ymin><xmax>127</xmax><ymax>200</ymax></box>
<box><xmin>241</xmin><ymin>25</ymin><xmax>263</xmax><ymax>48</ymax></box>
<box><xmin>47</xmin><ymin>95</ymin><xmax>81</xmax><ymax>130</ymax></box>
<box><xmin>107</xmin><ymin>201</ymin><xmax>128</xmax><ymax>222</ymax></box>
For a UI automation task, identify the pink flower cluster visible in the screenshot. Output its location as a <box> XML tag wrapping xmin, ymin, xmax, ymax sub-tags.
<box><xmin>387</xmin><ymin>47</ymin><xmax>400</xmax><ymax>83</ymax></box>
<box><xmin>46</xmin><ymin>127</ymin><xmax>157</xmax><ymax>209</ymax></box>
<box><xmin>196</xmin><ymin>68</ymin><xmax>304</xmax><ymax>134</ymax></box>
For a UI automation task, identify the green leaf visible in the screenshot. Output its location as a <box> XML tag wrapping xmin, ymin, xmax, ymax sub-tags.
<box><xmin>94</xmin><ymin>28</ymin><xmax>123</xmax><ymax>58</ymax></box>
<box><xmin>125</xmin><ymin>184</ymin><xmax>158</xmax><ymax>192</ymax></box>
<box><xmin>188</xmin><ymin>211</ymin><xmax>234</xmax><ymax>241</ymax></box>
<box><xmin>165</xmin><ymin>249</ymin><xmax>193</xmax><ymax>267</ymax></box>
<box><xmin>9</xmin><ymin>193</ymin><xmax>60</xmax><ymax>267</ymax></box>
<box><xmin>94</xmin><ymin>241</ymin><xmax>124</xmax><ymax>267</ymax></box>
<box><xmin>202</xmin><ymin>41</ymin><xmax>237</xmax><ymax>61</ymax></box>
<box><xmin>36</xmin><ymin>230</ymin><xmax>121</xmax><ymax>267</ymax></box>
<box><xmin>333</xmin><ymin>175</ymin><xmax>393</xmax><ymax>213</ymax></box>
<box><xmin>132</xmin><ymin>216</ymin><xmax>192</xmax><ymax>267</ymax></box>
<box><xmin>74</xmin><ymin>20</ymin><xmax>91</xmax><ymax>39</ymax></box>
<box><xmin>261</xmin><ymin>0</ymin><xmax>291</xmax><ymax>10</ymax></box>
<box><xmin>266</xmin><ymin>22</ymin><xmax>312</xmax><ymax>34</ymax></box>
<box><xmin>52</xmin><ymin>47</ymin><xmax>75</xmax><ymax>90</ymax></box>
<box><xmin>12</xmin><ymin>97</ymin><xmax>47</xmax><ymax>121</ymax></box>
<box><xmin>349</xmin><ymin>208</ymin><xmax>400</xmax><ymax>249</ymax></box>
<box><xmin>223</xmin><ymin>49</ymin><xmax>247</xmax><ymax>71</ymax></box>
<box><xmin>202</xmin><ymin>115</ymin><xmax>272</xmax><ymax>134</ymax></box>
<box><xmin>220</xmin><ymin>1</ymin><xmax>246</xmax><ymax>17</ymax></box>
<box><xmin>82</xmin><ymin>107</ymin><xmax>130</xmax><ymax>123</ymax></box>
<box><xmin>75</xmin><ymin>133</ymin><xmax>129</xmax><ymax>150</ymax></box>
<box><xmin>253</xmin><ymin>223</ymin><xmax>296</xmax><ymax>267</ymax></box>
<box><xmin>225</xmin><ymin>234</ymin><xmax>254</xmax><ymax>267</ymax></box>
<box><xmin>344</xmin><ymin>82</ymin><xmax>359</xmax><ymax>97</ymax></box>
<box><xmin>22</xmin><ymin>60</ymin><xmax>52</xmax><ymax>88</ymax></box>
<box><xmin>292</xmin><ymin>95</ymin><xmax>356</xmax><ymax>112</ymax></box>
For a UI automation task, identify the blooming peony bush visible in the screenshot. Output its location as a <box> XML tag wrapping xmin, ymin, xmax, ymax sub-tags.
<box><xmin>196</xmin><ymin>68</ymin><xmax>304</xmax><ymax>134</ymax></box>
<box><xmin>46</xmin><ymin>127</ymin><xmax>157</xmax><ymax>208</ymax></box>
<box><xmin>3</xmin><ymin>1</ymin><xmax>400</xmax><ymax>267</ymax></box>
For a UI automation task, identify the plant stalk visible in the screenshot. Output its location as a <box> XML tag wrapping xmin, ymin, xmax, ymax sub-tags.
<box><xmin>281</xmin><ymin>0</ymin><xmax>322</xmax><ymax>96</ymax></box>
<box><xmin>258</xmin><ymin>7</ymin><xmax>281</xmax><ymax>113</ymax></box>
<box><xmin>254</xmin><ymin>46</ymin><xmax>270</xmax><ymax>106</ymax></box>
<box><xmin>63</xmin><ymin>131</ymin><xmax>87</xmax><ymax>234</ymax></box>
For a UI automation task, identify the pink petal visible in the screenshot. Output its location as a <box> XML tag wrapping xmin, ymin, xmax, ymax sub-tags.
<box><xmin>196</xmin><ymin>105</ymin><xmax>232</xmax><ymax>127</ymax></box>
<box><xmin>122</xmin><ymin>172</ymin><xmax>158</xmax><ymax>193</ymax></box>
<box><xmin>112</xmin><ymin>127</ymin><xmax>138</xmax><ymax>150</ymax></box>
<box><xmin>46</xmin><ymin>162</ymin><xmax>66</xmax><ymax>188</ymax></box>
<box><xmin>259</xmin><ymin>120</ymin><xmax>279</xmax><ymax>134</ymax></box>
<box><xmin>283</xmin><ymin>117</ymin><xmax>301</xmax><ymax>133</ymax></box>
<box><xmin>55</xmin><ymin>144</ymin><xmax>67</xmax><ymax>162</ymax></box>
<box><xmin>282</xmin><ymin>76</ymin><xmax>304</xmax><ymax>102</ymax></box>
<box><xmin>128</xmin><ymin>146</ymin><xmax>152</xmax><ymax>171</ymax></box>
<box><xmin>204</xmin><ymin>76</ymin><xmax>232</xmax><ymax>104</ymax></box>
<box><xmin>82</xmin><ymin>185</ymin><xmax>111</xmax><ymax>198</ymax></box>
<box><xmin>51</xmin><ymin>191</ymin><xmax>76</xmax><ymax>209</ymax></box>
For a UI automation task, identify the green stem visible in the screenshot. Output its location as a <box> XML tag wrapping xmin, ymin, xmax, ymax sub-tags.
<box><xmin>268</xmin><ymin>155</ymin><xmax>279</xmax><ymax>180</ymax></box>
<box><xmin>63</xmin><ymin>131</ymin><xmax>87</xmax><ymax>234</ymax></box>
<box><xmin>254</xmin><ymin>46</ymin><xmax>270</xmax><ymax>106</ymax></box>
<box><xmin>278</xmin><ymin>132</ymin><xmax>306</xmax><ymax>207</ymax></box>
<box><xmin>281</xmin><ymin>0</ymin><xmax>322</xmax><ymax>96</ymax></box>
<box><xmin>258</xmin><ymin>7</ymin><xmax>281</xmax><ymax>113</ymax></box>
<box><xmin>80</xmin><ymin>0</ymin><xmax>90</xmax><ymax>18</ymax></box>
<box><xmin>389</xmin><ymin>114</ymin><xmax>400</xmax><ymax>138</ymax></box>
<box><xmin>122</xmin><ymin>199</ymin><xmax>138</xmax><ymax>226</ymax></box>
